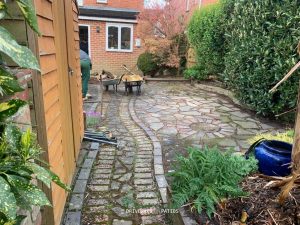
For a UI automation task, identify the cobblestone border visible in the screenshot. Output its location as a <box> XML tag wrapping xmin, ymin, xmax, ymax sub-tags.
<box><xmin>63</xmin><ymin>143</ymin><xmax>100</xmax><ymax>225</ymax></box>
<box><xmin>195</xmin><ymin>83</ymin><xmax>244</xmax><ymax>107</ymax></box>
<box><xmin>128</xmin><ymin>98</ymin><xmax>168</xmax><ymax>205</ymax></box>
<box><xmin>130</xmin><ymin>97</ymin><xmax>199</xmax><ymax>225</ymax></box>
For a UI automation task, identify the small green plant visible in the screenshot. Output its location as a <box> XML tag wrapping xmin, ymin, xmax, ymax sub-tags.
<box><xmin>183</xmin><ymin>65</ymin><xmax>208</xmax><ymax>80</ymax></box>
<box><xmin>249</xmin><ymin>130</ymin><xmax>294</xmax><ymax>144</ymax></box>
<box><xmin>137</xmin><ymin>52</ymin><xmax>159</xmax><ymax>76</ymax></box>
<box><xmin>169</xmin><ymin>146</ymin><xmax>257</xmax><ymax>217</ymax></box>
<box><xmin>0</xmin><ymin>124</ymin><xmax>69</xmax><ymax>224</ymax></box>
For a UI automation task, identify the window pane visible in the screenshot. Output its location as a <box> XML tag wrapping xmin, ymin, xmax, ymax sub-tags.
<box><xmin>121</xmin><ymin>27</ymin><xmax>131</xmax><ymax>50</ymax></box>
<box><xmin>108</xmin><ymin>26</ymin><xmax>118</xmax><ymax>49</ymax></box>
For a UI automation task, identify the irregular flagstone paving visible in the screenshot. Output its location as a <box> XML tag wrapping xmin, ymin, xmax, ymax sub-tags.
<box><xmin>134</xmin><ymin>82</ymin><xmax>281</xmax><ymax>171</ymax></box>
<box><xmin>76</xmin><ymin>82</ymin><xmax>281</xmax><ymax>225</ymax></box>
<box><xmin>81</xmin><ymin>92</ymin><xmax>167</xmax><ymax>225</ymax></box>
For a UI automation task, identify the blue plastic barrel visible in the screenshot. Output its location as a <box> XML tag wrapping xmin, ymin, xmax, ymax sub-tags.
<box><xmin>254</xmin><ymin>140</ymin><xmax>292</xmax><ymax>176</ymax></box>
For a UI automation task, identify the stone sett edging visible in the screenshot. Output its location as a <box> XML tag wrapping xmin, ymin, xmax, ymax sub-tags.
<box><xmin>129</xmin><ymin>97</ymin><xmax>199</xmax><ymax>225</ymax></box>
<box><xmin>63</xmin><ymin>143</ymin><xmax>100</xmax><ymax>225</ymax></box>
<box><xmin>195</xmin><ymin>83</ymin><xmax>245</xmax><ymax>108</ymax></box>
<box><xmin>128</xmin><ymin>98</ymin><xmax>168</xmax><ymax>205</ymax></box>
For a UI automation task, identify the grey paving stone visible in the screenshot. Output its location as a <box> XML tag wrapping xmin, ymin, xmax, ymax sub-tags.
<box><xmin>64</xmin><ymin>212</ymin><xmax>81</xmax><ymax>225</ymax></box>
<box><xmin>135</xmin><ymin>167</ymin><xmax>152</xmax><ymax>173</ymax></box>
<box><xmin>134</xmin><ymin>173</ymin><xmax>152</xmax><ymax>179</ymax></box>
<box><xmin>154</xmin><ymin>156</ymin><xmax>163</xmax><ymax>165</ymax></box>
<box><xmin>90</xmin><ymin>142</ymin><xmax>100</xmax><ymax>150</ymax></box>
<box><xmin>73</xmin><ymin>180</ymin><xmax>87</xmax><ymax>194</ymax></box>
<box><xmin>87</xmin><ymin>150</ymin><xmax>98</xmax><ymax>159</ymax></box>
<box><xmin>88</xmin><ymin>185</ymin><xmax>109</xmax><ymax>192</ymax></box>
<box><xmin>134</xmin><ymin>179</ymin><xmax>153</xmax><ymax>185</ymax></box>
<box><xmin>112</xmin><ymin>207</ymin><xmax>130</xmax><ymax>218</ymax></box>
<box><xmin>89</xmin><ymin>179</ymin><xmax>110</xmax><ymax>185</ymax></box>
<box><xmin>69</xmin><ymin>194</ymin><xmax>84</xmax><ymax>210</ymax></box>
<box><xmin>140</xmin><ymin>198</ymin><xmax>160</xmax><ymax>206</ymax></box>
<box><xmin>155</xmin><ymin>175</ymin><xmax>168</xmax><ymax>188</ymax></box>
<box><xmin>87</xmin><ymin>199</ymin><xmax>108</xmax><ymax>206</ymax></box>
<box><xmin>118</xmin><ymin>173</ymin><xmax>132</xmax><ymax>182</ymax></box>
<box><xmin>82</xmin><ymin>158</ymin><xmax>94</xmax><ymax>169</ymax></box>
<box><xmin>93</xmin><ymin>168</ymin><xmax>112</xmax><ymax>174</ymax></box>
<box><xmin>154</xmin><ymin>165</ymin><xmax>164</xmax><ymax>175</ymax></box>
<box><xmin>78</xmin><ymin>168</ymin><xmax>91</xmax><ymax>180</ymax></box>
<box><xmin>92</xmin><ymin>173</ymin><xmax>111</xmax><ymax>179</ymax></box>
<box><xmin>137</xmin><ymin>192</ymin><xmax>157</xmax><ymax>199</ymax></box>
<box><xmin>112</xmin><ymin>219</ymin><xmax>132</xmax><ymax>225</ymax></box>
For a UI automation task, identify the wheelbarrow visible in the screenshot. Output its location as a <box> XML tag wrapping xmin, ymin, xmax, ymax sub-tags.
<box><xmin>121</xmin><ymin>65</ymin><xmax>143</xmax><ymax>95</ymax></box>
<box><xmin>100</xmin><ymin>70</ymin><xmax>120</xmax><ymax>92</ymax></box>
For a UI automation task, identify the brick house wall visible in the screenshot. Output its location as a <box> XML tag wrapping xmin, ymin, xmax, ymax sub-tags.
<box><xmin>83</xmin><ymin>0</ymin><xmax>144</xmax><ymax>10</ymax></box>
<box><xmin>79</xmin><ymin>20</ymin><xmax>143</xmax><ymax>76</ymax></box>
<box><xmin>79</xmin><ymin>0</ymin><xmax>144</xmax><ymax>75</ymax></box>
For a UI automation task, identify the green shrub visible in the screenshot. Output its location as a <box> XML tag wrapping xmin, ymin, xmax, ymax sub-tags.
<box><xmin>223</xmin><ymin>0</ymin><xmax>300</xmax><ymax>117</ymax></box>
<box><xmin>183</xmin><ymin>66</ymin><xmax>208</xmax><ymax>80</ymax></box>
<box><xmin>137</xmin><ymin>52</ymin><xmax>159</xmax><ymax>76</ymax></box>
<box><xmin>169</xmin><ymin>146</ymin><xmax>257</xmax><ymax>217</ymax></box>
<box><xmin>249</xmin><ymin>129</ymin><xmax>294</xmax><ymax>144</ymax></box>
<box><xmin>0</xmin><ymin>125</ymin><xmax>69</xmax><ymax>223</ymax></box>
<box><xmin>187</xmin><ymin>3</ymin><xmax>225</xmax><ymax>79</ymax></box>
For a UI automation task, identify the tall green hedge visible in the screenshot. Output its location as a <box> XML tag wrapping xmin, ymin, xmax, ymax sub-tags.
<box><xmin>224</xmin><ymin>0</ymin><xmax>300</xmax><ymax>117</ymax></box>
<box><xmin>188</xmin><ymin>0</ymin><xmax>300</xmax><ymax>118</ymax></box>
<box><xmin>187</xmin><ymin>3</ymin><xmax>225</xmax><ymax>80</ymax></box>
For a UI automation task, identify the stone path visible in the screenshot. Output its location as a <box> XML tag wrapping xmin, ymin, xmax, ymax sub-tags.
<box><xmin>81</xmin><ymin>92</ymin><xmax>166</xmax><ymax>225</ymax></box>
<box><xmin>134</xmin><ymin>82</ymin><xmax>281</xmax><ymax>171</ymax></box>
<box><xmin>65</xmin><ymin>82</ymin><xmax>281</xmax><ymax>225</ymax></box>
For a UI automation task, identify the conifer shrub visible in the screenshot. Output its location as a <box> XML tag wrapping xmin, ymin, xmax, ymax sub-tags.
<box><xmin>169</xmin><ymin>146</ymin><xmax>257</xmax><ymax>217</ymax></box>
<box><xmin>223</xmin><ymin>0</ymin><xmax>300</xmax><ymax>117</ymax></box>
<box><xmin>186</xmin><ymin>3</ymin><xmax>225</xmax><ymax>80</ymax></box>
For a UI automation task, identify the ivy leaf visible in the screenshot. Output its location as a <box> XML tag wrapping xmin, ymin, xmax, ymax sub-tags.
<box><xmin>0</xmin><ymin>176</ymin><xmax>17</xmax><ymax>220</ymax></box>
<box><xmin>0</xmin><ymin>99</ymin><xmax>27</xmax><ymax>122</ymax></box>
<box><xmin>15</xmin><ymin>0</ymin><xmax>40</xmax><ymax>35</ymax></box>
<box><xmin>27</xmin><ymin>163</ymin><xmax>51</xmax><ymax>188</ymax></box>
<box><xmin>0</xmin><ymin>67</ymin><xmax>24</xmax><ymax>96</ymax></box>
<box><xmin>0</xmin><ymin>27</ymin><xmax>40</xmax><ymax>70</ymax></box>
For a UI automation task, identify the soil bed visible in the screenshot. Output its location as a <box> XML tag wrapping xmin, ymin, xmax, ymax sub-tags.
<box><xmin>189</xmin><ymin>175</ymin><xmax>300</xmax><ymax>225</ymax></box>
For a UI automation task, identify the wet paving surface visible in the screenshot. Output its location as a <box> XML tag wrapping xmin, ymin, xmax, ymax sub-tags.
<box><xmin>134</xmin><ymin>82</ymin><xmax>281</xmax><ymax>171</ymax></box>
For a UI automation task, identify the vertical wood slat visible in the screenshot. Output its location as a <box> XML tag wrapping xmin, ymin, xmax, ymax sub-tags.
<box><xmin>26</xmin><ymin>23</ymin><xmax>56</xmax><ymax>225</ymax></box>
<box><xmin>64</xmin><ymin>0</ymin><xmax>84</xmax><ymax>159</ymax></box>
<box><xmin>52</xmin><ymin>0</ymin><xmax>76</xmax><ymax>185</ymax></box>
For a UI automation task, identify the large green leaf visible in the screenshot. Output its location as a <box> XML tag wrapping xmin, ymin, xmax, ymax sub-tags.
<box><xmin>7</xmin><ymin>175</ymin><xmax>51</xmax><ymax>209</ymax></box>
<box><xmin>27</xmin><ymin>163</ymin><xmax>51</xmax><ymax>188</ymax></box>
<box><xmin>0</xmin><ymin>27</ymin><xmax>39</xmax><ymax>70</ymax></box>
<box><xmin>48</xmin><ymin>170</ymin><xmax>71</xmax><ymax>191</ymax></box>
<box><xmin>16</xmin><ymin>0</ymin><xmax>40</xmax><ymax>34</ymax></box>
<box><xmin>0</xmin><ymin>67</ymin><xmax>24</xmax><ymax>96</ymax></box>
<box><xmin>0</xmin><ymin>99</ymin><xmax>27</xmax><ymax>122</ymax></box>
<box><xmin>0</xmin><ymin>176</ymin><xmax>17</xmax><ymax>220</ymax></box>
<box><xmin>4</xmin><ymin>124</ymin><xmax>22</xmax><ymax>155</ymax></box>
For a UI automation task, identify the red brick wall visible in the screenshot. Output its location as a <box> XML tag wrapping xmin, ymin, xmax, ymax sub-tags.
<box><xmin>83</xmin><ymin>0</ymin><xmax>144</xmax><ymax>10</ymax></box>
<box><xmin>79</xmin><ymin>20</ymin><xmax>144</xmax><ymax>75</ymax></box>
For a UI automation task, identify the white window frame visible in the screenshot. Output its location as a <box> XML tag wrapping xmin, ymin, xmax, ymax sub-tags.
<box><xmin>77</xmin><ymin>0</ymin><xmax>83</xmax><ymax>6</ymax></box>
<box><xmin>97</xmin><ymin>0</ymin><xmax>108</xmax><ymax>3</ymax></box>
<box><xmin>79</xmin><ymin>24</ymin><xmax>91</xmax><ymax>58</ymax></box>
<box><xmin>106</xmin><ymin>23</ymin><xmax>133</xmax><ymax>53</ymax></box>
